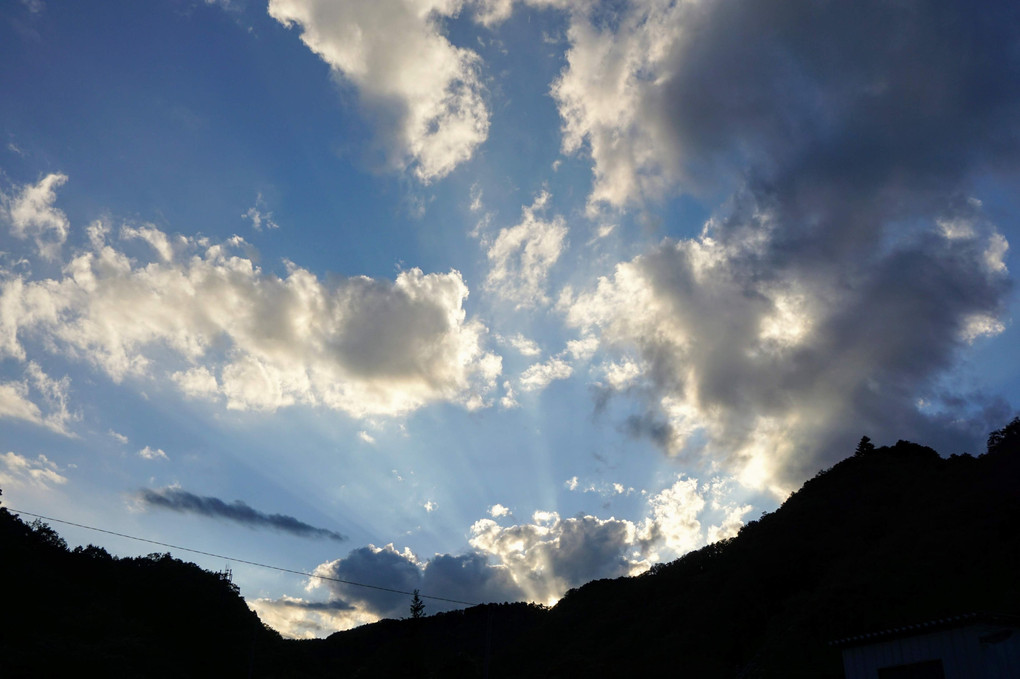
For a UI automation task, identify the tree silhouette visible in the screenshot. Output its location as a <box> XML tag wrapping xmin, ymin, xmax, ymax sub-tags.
<box><xmin>854</xmin><ymin>435</ymin><xmax>875</xmax><ymax>457</ymax></box>
<box><xmin>410</xmin><ymin>589</ymin><xmax>425</xmax><ymax>619</ymax></box>
<box><xmin>987</xmin><ymin>416</ymin><xmax>1020</xmax><ymax>455</ymax></box>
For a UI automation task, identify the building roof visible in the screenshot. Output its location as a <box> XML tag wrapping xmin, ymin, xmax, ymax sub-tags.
<box><xmin>830</xmin><ymin>612</ymin><xmax>1020</xmax><ymax>648</ymax></box>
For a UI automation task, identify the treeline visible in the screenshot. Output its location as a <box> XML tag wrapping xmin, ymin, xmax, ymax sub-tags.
<box><xmin>1</xmin><ymin>418</ymin><xmax>1018</xmax><ymax>677</ymax></box>
<box><xmin>0</xmin><ymin>500</ymin><xmax>284</xmax><ymax>677</ymax></box>
<box><xmin>313</xmin><ymin>419</ymin><xmax>1020</xmax><ymax>677</ymax></box>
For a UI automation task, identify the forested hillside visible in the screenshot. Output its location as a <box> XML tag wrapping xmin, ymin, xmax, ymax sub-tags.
<box><xmin>2</xmin><ymin>418</ymin><xmax>1017</xmax><ymax>677</ymax></box>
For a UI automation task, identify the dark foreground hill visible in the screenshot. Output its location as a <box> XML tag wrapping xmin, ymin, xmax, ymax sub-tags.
<box><xmin>2</xmin><ymin>419</ymin><xmax>1018</xmax><ymax>677</ymax></box>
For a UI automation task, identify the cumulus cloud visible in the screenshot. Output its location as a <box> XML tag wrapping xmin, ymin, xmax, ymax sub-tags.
<box><xmin>308</xmin><ymin>543</ymin><xmax>523</xmax><ymax>622</ymax></box>
<box><xmin>0</xmin><ymin>451</ymin><xmax>68</xmax><ymax>489</ymax></box>
<box><xmin>549</xmin><ymin>1</ymin><xmax>685</xmax><ymax>211</ymax></box>
<box><xmin>1</xmin><ymin>173</ymin><xmax>70</xmax><ymax>260</ymax></box>
<box><xmin>469</xmin><ymin>473</ymin><xmax>736</xmax><ymax>603</ymax></box>
<box><xmin>470</xmin><ymin>511</ymin><xmax>646</xmax><ymax>605</ymax></box>
<box><xmin>484</xmin><ymin>192</ymin><xmax>568</xmax><ymax>308</ymax></box>
<box><xmin>279</xmin><ymin>472</ymin><xmax>746</xmax><ymax>635</ymax></box>
<box><xmin>250</xmin><ymin>595</ymin><xmax>372</xmax><ymax>639</ymax></box>
<box><xmin>137</xmin><ymin>487</ymin><xmax>347</xmax><ymax>541</ymax></box>
<box><xmin>137</xmin><ymin>446</ymin><xmax>168</xmax><ymax>461</ymax></box>
<box><xmin>0</xmin><ymin>195</ymin><xmax>501</xmax><ymax>418</ymax></box>
<box><xmin>262</xmin><ymin>542</ymin><xmax>524</xmax><ymax>637</ymax></box>
<box><xmin>555</xmin><ymin>0</ymin><xmax>1019</xmax><ymax>492</ymax></box>
<box><xmin>309</xmin><ymin>544</ymin><xmax>424</xmax><ymax>620</ymax></box>
<box><xmin>498</xmin><ymin>332</ymin><xmax>541</xmax><ymax>357</ymax></box>
<box><xmin>120</xmin><ymin>224</ymin><xmax>174</xmax><ymax>262</ymax></box>
<box><xmin>0</xmin><ymin>362</ymin><xmax>76</xmax><ymax>436</ymax></box>
<box><xmin>421</xmin><ymin>551</ymin><xmax>523</xmax><ymax>605</ymax></box>
<box><xmin>268</xmin><ymin>0</ymin><xmax>489</xmax><ymax>182</ymax></box>
<box><xmin>568</xmin><ymin>209</ymin><xmax>1011</xmax><ymax>493</ymax></box>
<box><xmin>518</xmin><ymin>356</ymin><xmax>572</xmax><ymax>392</ymax></box>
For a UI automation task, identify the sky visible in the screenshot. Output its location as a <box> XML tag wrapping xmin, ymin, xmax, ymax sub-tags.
<box><xmin>1</xmin><ymin>0</ymin><xmax>1018</xmax><ymax>638</ymax></box>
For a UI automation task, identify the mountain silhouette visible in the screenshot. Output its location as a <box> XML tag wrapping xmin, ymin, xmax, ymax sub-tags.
<box><xmin>1</xmin><ymin>419</ymin><xmax>1017</xmax><ymax>677</ymax></box>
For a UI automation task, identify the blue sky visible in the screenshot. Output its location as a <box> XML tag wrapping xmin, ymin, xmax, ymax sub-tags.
<box><xmin>2</xmin><ymin>0</ymin><xmax>1018</xmax><ymax>637</ymax></box>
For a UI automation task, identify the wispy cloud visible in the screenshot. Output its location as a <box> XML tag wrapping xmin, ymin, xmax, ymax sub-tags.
<box><xmin>137</xmin><ymin>488</ymin><xmax>346</xmax><ymax>541</ymax></box>
<box><xmin>0</xmin><ymin>362</ymin><xmax>77</xmax><ymax>436</ymax></box>
<box><xmin>1</xmin><ymin>172</ymin><xmax>69</xmax><ymax>260</ymax></box>
<box><xmin>242</xmin><ymin>192</ymin><xmax>279</xmax><ymax>231</ymax></box>
<box><xmin>484</xmin><ymin>192</ymin><xmax>567</xmax><ymax>309</ymax></box>
<box><xmin>0</xmin><ymin>451</ymin><xmax>67</xmax><ymax>489</ymax></box>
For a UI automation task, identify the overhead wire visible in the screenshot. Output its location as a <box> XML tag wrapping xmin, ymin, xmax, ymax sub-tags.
<box><xmin>5</xmin><ymin>507</ymin><xmax>480</xmax><ymax>607</ymax></box>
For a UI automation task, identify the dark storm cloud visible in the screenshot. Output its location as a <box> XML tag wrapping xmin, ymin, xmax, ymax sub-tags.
<box><xmin>137</xmin><ymin>488</ymin><xmax>346</xmax><ymax>541</ymax></box>
<box><xmin>421</xmin><ymin>552</ymin><xmax>524</xmax><ymax>605</ymax></box>
<box><xmin>315</xmin><ymin>545</ymin><xmax>422</xmax><ymax>619</ymax></box>
<box><xmin>574</xmin><ymin>0</ymin><xmax>1019</xmax><ymax>487</ymax></box>
<box><xmin>661</xmin><ymin>0</ymin><xmax>1020</xmax><ymax>198</ymax></box>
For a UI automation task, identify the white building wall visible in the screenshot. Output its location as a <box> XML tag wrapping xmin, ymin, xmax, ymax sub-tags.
<box><xmin>842</xmin><ymin>622</ymin><xmax>1020</xmax><ymax>679</ymax></box>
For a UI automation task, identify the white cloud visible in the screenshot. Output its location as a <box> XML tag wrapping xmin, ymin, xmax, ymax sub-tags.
<box><xmin>565</xmin><ymin>335</ymin><xmax>598</xmax><ymax>361</ymax></box>
<box><xmin>468</xmin><ymin>473</ymin><xmax>734</xmax><ymax>604</ymax></box>
<box><xmin>274</xmin><ymin>471</ymin><xmax>746</xmax><ymax>636</ymax></box>
<box><xmin>249</xmin><ymin>595</ymin><xmax>374</xmax><ymax>640</ymax></box>
<box><xmin>268</xmin><ymin>0</ymin><xmax>489</xmax><ymax>182</ymax></box>
<box><xmin>423</xmin><ymin>500</ymin><xmax>437</xmax><ymax>512</ymax></box>
<box><xmin>0</xmin><ymin>451</ymin><xmax>68</xmax><ymax>489</ymax></box>
<box><xmin>2</xmin><ymin>173</ymin><xmax>71</xmax><ymax>260</ymax></box>
<box><xmin>108</xmin><ymin>429</ymin><xmax>128</xmax><ymax>444</ymax></box>
<box><xmin>597</xmin><ymin>357</ymin><xmax>643</xmax><ymax>390</ymax></box>
<box><xmin>644</xmin><ymin>474</ymin><xmax>705</xmax><ymax>555</ymax></box>
<box><xmin>121</xmin><ymin>224</ymin><xmax>174</xmax><ymax>262</ymax></box>
<box><xmin>0</xmin><ymin>362</ymin><xmax>76</xmax><ymax>436</ymax></box>
<box><xmin>499</xmin><ymin>332</ymin><xmax>541</xmax><ymax>357</ymax></box>
<box><xmin>499</xmin><ymin>380</ymin><xmax>519</xmax><ymax>409</ymax></box>
<box><xmin>706</xmin><ymin>501</ymin><xmax>752</xmax><ymax>545</ymax></box>
<box><xmin>484</xmin><ymin>192</ymin><xmax>568</xmax><ymax>308</ymax></box>
<box><xmin>357</xmin><ymin>430</ymin><xmax>376</xmax><ymax>444</ymax></box>
<box><xmin>470</xmin><ymin>0</ymin><xmax>515</xmax><ymax>27</ymax></box>
<box><xmin>0</xmin><ymin>381</ymin><xmax>45</xmax><ymax>427</ymax></box>
<box><xmin>242</xmin><ymin>193</ymin><xmax>279</xmax><ymax>231</ymax></box>
<box><xmin>1</xmin><ymin>201</ymin><xmax>501</xmax><ymax>418</ymax></box>
<box><xmin>518</xmin><ymin>356</ymin><xmax>572</xmax><ymax>392</ymax></box>
<box><xmin>550</xmin><ymin>1</ymin><xmax>685</xmax><ymax>211</ymax></box>
<box><xmin>138</xmin><ymin>446</ymin><xmax>169</xmax><ymax>461</ymax></box>
<box><xmin>171</xmin><ymin>367</ymin><xmax>220</xmax><ymax>399</ymax></box>
<box><xmin>469</xmin><ymin>510</ymin><xmax>648</xmax><ymax>605</ymax></box>
<box><xmin>564</xmin><ymin>477</ymin><xmax>634</xmax><ymax>497</ymax></box>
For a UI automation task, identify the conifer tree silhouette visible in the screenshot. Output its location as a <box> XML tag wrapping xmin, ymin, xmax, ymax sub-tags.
<box><xmin>410</xmin><ymin>589</ymin><xmax>425</xmax><ymax>619</ymax></box>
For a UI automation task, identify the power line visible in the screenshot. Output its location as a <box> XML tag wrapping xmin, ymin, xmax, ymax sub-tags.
<box><xmin>5</xmin><ymin>507</ymin><xmax>479</xmax><ymax>607</ymax></box>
